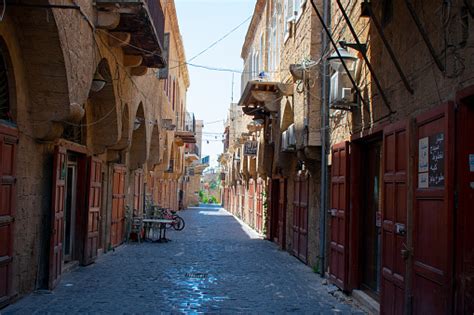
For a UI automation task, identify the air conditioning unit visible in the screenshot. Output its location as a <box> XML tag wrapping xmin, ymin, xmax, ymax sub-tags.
<box><xmin>281</xmin><ymin>123</ymin><xmax>296</xmax><ymax>152</ymax></box>
<box><xmin>287</xmin><ymin>124</ymin><xmax>296</xmax><ymax>148</ymax></box>
<box><xmin>330</xmin><ymin>72</ymin><xmax>357</xmax><ymax>110</ymax></box>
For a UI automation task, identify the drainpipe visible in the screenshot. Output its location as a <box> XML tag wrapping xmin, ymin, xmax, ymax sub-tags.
<box><xmin>319</xmin><ymin>0</ymin><xmax>330</xmax><ymax>278</ymax></box>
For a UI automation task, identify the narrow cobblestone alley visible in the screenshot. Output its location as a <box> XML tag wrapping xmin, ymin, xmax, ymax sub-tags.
<box><xmin>3</xmin><ymin>206</ymin><xmax>364</xmax><ymax>314</ymax></box>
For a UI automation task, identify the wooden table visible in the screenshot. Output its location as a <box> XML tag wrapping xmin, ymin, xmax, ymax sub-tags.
<box><xmin>142</xmin><ymin>219</ymin><xmax>174</xmax><ymax>243</ymax></box>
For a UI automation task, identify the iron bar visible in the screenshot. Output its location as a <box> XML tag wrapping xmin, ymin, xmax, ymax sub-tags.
<box><xmin>366</xmin><ymin>3</ymin><xmax>414</xmax><ymax>94</ymax></box>
<box><xmin>403</xmin><ymin>0</ymin><xmax>445</xmax><ymax>72</ymax></box>
<box><xmin>335</xmin><ymin>0</ymin><xmax>395</xmax><ymax>114</ymax></box>
<box><xmin>309</xmin><ymin>0</ymin><xmax>370</xmax><ymax>111</ymax></box>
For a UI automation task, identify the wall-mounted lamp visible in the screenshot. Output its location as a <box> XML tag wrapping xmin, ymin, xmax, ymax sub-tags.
<box><xmin>91</xmin><ymin>72</ymin><xmax>107</xmax><ymax>92</ymax></box>
<box><xmin>327</xmin><ymin>46</ymin><xmax>357</xmax><ymax>73</ymax></box>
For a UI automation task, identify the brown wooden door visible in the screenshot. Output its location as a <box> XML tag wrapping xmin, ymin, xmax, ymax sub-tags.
<box><xmin>82</xmin><ymin>157</ymin><xmax>102</xmax><ymax>265</ymax></box>
<box><xmin>111</xmin><ymin>164</ymin><xmax>126</xmax><ymax>247</ymax></box>
<box><xmin>133</xmin><ymin>169</ymin><xmax>144</xmax><ymax>216</ymax></box>
<box><xmin>329</xmin><ymin>142</ymin><xmax>350</xmax><ymax>290</ymax></box>
<box><xmin>381</xmin><ymin>122</ymin><xmax>409</xmax><ymax>315</ymax></box>
<box><xmin>256</xmin><ymin>179</ymin><xmax>264</xmax><ymax>233</ymax></box>
<box><xmin>269</xmin><ymin>179</ymin><xmax>280</xmax><ymax>242</ymax></box>
<box><xmin>278</xmin><ymin>179</ymin><xmax>287</xmax><ymax>250</ymax></box>
<box><xmin>413</xmin><ymin>103</ymin><xmax>454</xmax><ymax>314</ymax></box>
<box><xmin>248</xmin><ymin>180</ymin><xmax>255</xmax><ymax>228</ymax></box>
<box><xmin>455</xmin><ymin>92</ymin><xmax>474</xmax><ymax>314</ymax></box>
<box><xmin>293</xmin><ymin>172</ymin><xmax>308</xmax><ymax>263</ymax></box>
<box><xmin>0</xmin><ymin>126</ymin><xmax>17</xmax><ymax>307</ymax></box>
<box><xmin>50</xmin><ymin>146</ymin><xmax>66</xmax><ymax>289</ymax></box>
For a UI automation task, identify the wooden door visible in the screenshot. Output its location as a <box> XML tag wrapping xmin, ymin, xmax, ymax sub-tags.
<box><xmin>111</xmin><ymin>165</ymin><xmax>126</xmax><ymax>247</ymax></box>
<box><xmin>49</xmin><ymin>146</ymin><xmax>66</xmax><ymax>289</ymax></box>
<box><xmin>293</xmin><ymin>172</ymin><xmax>308</xmax><ymax>262</ymax></box>
<box><xmin>0</xmin><ymin>126</ymin><xmax>17</xmax><ymax>306</ymax></box>
<box><xmin>413</xmin><ymin>103</ymin><xmax>454</xmax><ymax>314</ymax></box>
<box><xmin>269</xmin><ymin>179</ymin><xmax>280</xmax><ymax>242</ymax></box>
<box><xmin>256</xmin><ymin>179</ymin><xmax>264</xmax><ymax>233</ymax></box>
<box><xmin>456</xmin><ymin>92</ymin><xmax>474</xmax><ymax>313</ymax></box>
<box><xmin>248</xmin><ymin>180</ymin><xmax>255</xmax><ymax>228</ymax></box>
<box><xmin>82</xmin><ymin>157</ymin><xmax>102</xmax><ymax>265</ymax></box>
<box><xmin>381</xmin><ymin>122</ymin><xmax>409</xmax><ymax>314</ymax></box>
<box><xmin>329</xmin><ymin>142</ymin><xmax>350</xmax><ymax>290</ymax></box>
<box><xmin>133</xmin><ymin>169</ymin><xmax>143</xmax><ymax>216</ymax></box>
<box><xmin>278</xmin><ymin>179</ymin><xmax>287</xmax><ymax>249</ymax></box>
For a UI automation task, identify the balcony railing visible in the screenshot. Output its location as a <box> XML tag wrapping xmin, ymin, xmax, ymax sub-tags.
<box><xmin>95</xmin><ymin>0</ymin><xmax>166</xmax><ymax>68</ymax></box>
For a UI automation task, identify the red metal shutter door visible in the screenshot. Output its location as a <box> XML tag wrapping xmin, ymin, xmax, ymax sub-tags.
<box><xmin>0</xmin><ymin>127</ymin><xmax>17</xmax><ymax>307</ymax></box>
<box><xmin>329</xmin><ymin>142</ymin><xmax>350</xmax><ymax>291</ymax></box>
<box><xmin>413</xmin><ymin>103</ymin><xmax>454</xmax><ymax>314</ymax></box>
<box><xmin>49</xmin><ymin>146</ymin><xmax>66</xmax><ymax>289</ymax></box>
<box><xmin>381</xmin><ymin>121</ymin><xmax>409</xmax><ymax>315</ymax></box>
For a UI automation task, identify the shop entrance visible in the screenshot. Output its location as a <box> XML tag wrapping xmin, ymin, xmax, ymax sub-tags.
<box><xmin>360</xmin><ymin>139</ymin><xmax>382</xmax><ymax>297</ymax></box>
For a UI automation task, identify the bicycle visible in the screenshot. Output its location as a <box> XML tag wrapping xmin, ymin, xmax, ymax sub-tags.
<box><xmin>158</xmin><ymin>208</ymin><xmax>186</xmax><ymax>231</ymax></box>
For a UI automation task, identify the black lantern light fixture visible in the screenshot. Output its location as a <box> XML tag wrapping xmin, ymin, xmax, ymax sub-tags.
<box><xmin>327</xmin><ymin>41</ymin><xmax>366</xmax><ymax>73</ymax></box>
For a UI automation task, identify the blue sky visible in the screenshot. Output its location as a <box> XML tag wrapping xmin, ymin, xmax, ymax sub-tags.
<box><xmin>175</xmin><ymin>0</ymin><xmax>256</xmax><ymax>167</ymax></box>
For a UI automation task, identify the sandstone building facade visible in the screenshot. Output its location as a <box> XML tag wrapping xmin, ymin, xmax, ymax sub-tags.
<box><xmin>0</xmin><ymin>0</ymin><xmax>196</xmax><ymax>308</ymax></box>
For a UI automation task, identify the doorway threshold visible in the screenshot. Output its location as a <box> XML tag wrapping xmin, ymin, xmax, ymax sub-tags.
<box><xmin>352</xmin><ymin>289</ymin><xmax>380</xmax><ymax>315</ymax></box>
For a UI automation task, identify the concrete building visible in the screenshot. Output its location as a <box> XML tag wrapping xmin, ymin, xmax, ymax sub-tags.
<box><xmin>0</xmin><ymin>0</ymin><xmax>196</xmax><ymax>308</ymax></box>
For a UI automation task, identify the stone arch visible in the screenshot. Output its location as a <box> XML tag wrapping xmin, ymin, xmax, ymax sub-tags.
<box><xmin>148</xmin><ymin>124</ymin><xmax>161</xmax><ymax>168</ymax></box>
<box><xmin>85</xmin><ymin>58</ymin><xmax>120</xmax><ymax>154</ymax></box>
<box><xmin>10</xmin><ymin>4</ymin><xmax>76</xmax><ymax>140</ymax></box>
<box><xmin>129</xmin><ymin>103</ymin><xmax>148</xmax><ymax>170</ymax></box>
<box><xmin>280</xmin><ymin>98</ymin><xmax>295</xmax><ymax>131</ymax></box>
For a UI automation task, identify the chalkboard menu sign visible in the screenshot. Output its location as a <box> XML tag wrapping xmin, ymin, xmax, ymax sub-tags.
<box><xmin>428</xmin><ymin>132</ymin><xmax>445</xmax><ymax>187</ymax></box>
<box><xmin>244</xmin><ymin>141</ymin><xmax>258</xmax><ymax>156</ymax></box>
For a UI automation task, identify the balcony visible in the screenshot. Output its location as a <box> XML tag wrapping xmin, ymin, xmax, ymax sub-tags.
<box><xmin>185</xmin><ymin>144</ymin><xmax>200</xmax><ymax>163</ymax></box>
<box><xmin>95</xmin><ymin>0</ymin><xmax>166</xmax><ymax>68</ymax></box>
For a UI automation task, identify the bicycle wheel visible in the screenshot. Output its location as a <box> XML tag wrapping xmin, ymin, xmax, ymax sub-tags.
<box><xmin>172</xmin><ymin>215</ymin><xmax>185</xmax><ymax>231</ymax></box>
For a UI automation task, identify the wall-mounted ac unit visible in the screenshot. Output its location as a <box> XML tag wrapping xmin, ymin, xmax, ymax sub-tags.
<box><xmin>330</xmin><ymin>72</ymin><xmax>357</xmax><ymax>110</ymax></box>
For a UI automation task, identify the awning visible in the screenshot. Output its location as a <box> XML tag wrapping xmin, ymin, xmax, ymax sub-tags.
<box><xmin>238</xmin><ymin>80</ymin><xmax>292</xmax><ymax>116</ymax></box>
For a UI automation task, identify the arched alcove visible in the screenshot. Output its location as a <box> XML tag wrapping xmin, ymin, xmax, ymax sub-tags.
<box><xmin>129</xmin><ymin>103</ymin><xmax>147</xmax><ymax>170</ymax></box>
<box><xmin>148</xmin><ymin>124</ymin><xmax>161</xmax><ymax>168</ymax></box>
<box><xmin>281</xmin><ymin>98</ymin><xmax>295</xmax><ymax>132</ymax></box>
<box><xmin>86</xmin><ymin>58</ymin><xmax>119</xmax><ymax>154</ymax></box>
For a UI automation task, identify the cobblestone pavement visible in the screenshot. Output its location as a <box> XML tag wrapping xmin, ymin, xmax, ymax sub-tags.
<box><xmin>3</xmin><ymin>206</ymin><xmax>364</xmax><ymax>314</ymax></box>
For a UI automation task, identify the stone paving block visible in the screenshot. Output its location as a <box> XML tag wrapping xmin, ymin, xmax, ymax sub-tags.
<box><xmin>3</xmin><ymin>206</ymin><xmax>365</xmax><ymax>314</ymax></box>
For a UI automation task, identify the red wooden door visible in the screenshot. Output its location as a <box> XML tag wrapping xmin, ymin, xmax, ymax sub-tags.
<box><xmin>0</xmin><ymin>126</ymin><xmax>17</xmax><ymax>307</ymax></box>
<box><xmin>278</xmin><ymin>179</ymin><xmax>287</xmax><ymax>249</ymax></box>
<box><xmin>248</xmin><ymin>180</ymin><xmax>255</xmax><ymax>228</ymax></box>
<box><xmin>133</xmin><ymin>169</ymin><xmax>143</xmax><ymax>216</ymax></box>
<box><xmin>50</xmin><ymin>146</ymin><xmax>66</xmax><ymax>289</ymax></box>
<box><xmin>456</xmin><ymin>92</ymin><xmax>474</xmax><ymax>313</ymax></box>
<box><xmin>111</xmin><ymin>164</ymin><xmax>126</xmax><ymax>247</ymax></box>
<box><xmin>381</xmin><ymin>122</ymin><xmax>409</xmax><ymax>314</ymax></box>
<box><xmin>413</xmin><ymin>103</ymin><xmax>454</xmax><ymax>314</ymax></box>
<box><xmin>83</xmin><ymin>157</ymin><xmax>102</xmax><ymax>265</ymax></box>
<box><xmin>292</xmin><ymin>172</ymin><xmax>308</xmax><ymax>262</ymax></box>
<box><xmin>256</xmin><ymin>179</ymin><xmax>264</xmax><ymax>233</ymax></box>
<box><xmin>329</xmin><ymin>142</ymin><xmax>350</xmax><ymax>290</ymax></box>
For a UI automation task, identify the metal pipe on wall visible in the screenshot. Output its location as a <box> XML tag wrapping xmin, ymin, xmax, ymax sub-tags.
<box><xmin>318</xmin><ymin>0</ymin><xmax>330</xmax><ymax>278</ymax></box>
